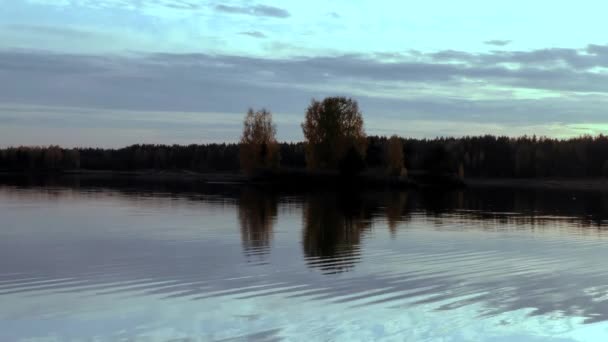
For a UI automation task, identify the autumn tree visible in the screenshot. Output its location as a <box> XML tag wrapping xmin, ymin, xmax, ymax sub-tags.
<box><xmin>387</xmin><ymin>135</ymin><xmax>405</xmax><ymax>176</ymax></box>
<box><xmin>239</xmin><ymin>108</ymin><xmax>279</xmax><ymax>174</ymax></box>
<box><xmin>301</xmin><ymin>97</ymin><xmax>367</xmax><ymax>171</ymax></box>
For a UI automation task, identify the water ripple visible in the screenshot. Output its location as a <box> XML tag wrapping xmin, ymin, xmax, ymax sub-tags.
<box><xmin>4</xmin><ymin>183</ymin><xmax>608</xmax><ymax>340</ymax></box>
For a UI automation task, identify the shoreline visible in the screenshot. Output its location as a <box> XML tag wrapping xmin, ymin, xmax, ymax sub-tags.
<box><xmin>0</xmin><ymin>169</ymin><xmax>245</xmax><ymax>181</ymax></box>
<box><xmin>13</xmin><ymin>170</ymin><xmax>608</xmax><ymax>192</ymax></box>
<box><xmin>0</xmin><ymin>169</ymin><xmax>427</xmax><ymax>189</ymax></box>
<box><xmin>465</xmin><ymin>178</ymin><xmax>608</xmax><ymax>191</ymax></box>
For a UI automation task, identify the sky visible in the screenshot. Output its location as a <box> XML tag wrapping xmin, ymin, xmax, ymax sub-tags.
<box><xmin>2</xmin><ymin>0</ymin><xmax>608</xmax><ymax>146</ymax></box>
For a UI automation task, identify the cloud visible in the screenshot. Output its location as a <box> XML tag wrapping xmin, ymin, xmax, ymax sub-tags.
<box><xmin>3</xmin><ymin>45</ymin><xmax>608</xmax><ymax>144</ymax></box>
<box><xmin>239</xmin><ymin>31</ymin><xmax>267</xmax><ymax>39</ymax></box>
<box><xmin>484</xmin><ymin>40</ymin><xmax>512</xmax><ymax>46</ymax></box>
<box><xmin>328</xmin><ymin>12</ymin><xmax>340</xmax><ymax>18</ymax></box>
<box><xmin>214</xmin><ymin>4</ymin><xmax>290</xmax><ymax>18</ymax></box>
<box><xmin>26</xmin><ymin>0</ymin><xmax>204</xmax><ymax>12</ymax></box>
<box><xmin>163</xmin><ymin>0</ymin><xmax>202</xmax><ymax>10</ymax></box>
<box><xmin>428</xmin><ymin>44</ymin><xmax>608</xmax><ymax>72</ymax></box>
<box><xmin>6</xmin><ymin>47</ymin><xmax>608</xmax><ymax>98</ymax></box>
<box><xmin>0</xmin><ymin>50</ymin><xmax>113</xmax><ymax>74</ymax></box>
<box><xmin>5</xmin><ymin>25</ymin><xmax>105</xmax><ymax>40</ymax></box>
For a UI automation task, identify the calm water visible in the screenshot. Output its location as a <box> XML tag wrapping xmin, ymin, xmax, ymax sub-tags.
<box><xmin>3</xmin><ymin>177</ymin><xmax>608</xmax><ymax>341</ymax></box>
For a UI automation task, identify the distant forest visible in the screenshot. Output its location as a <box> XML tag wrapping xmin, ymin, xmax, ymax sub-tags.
<box><xmin>3</xmin><ymin>134</ymin><xmax>608</xmax><ymax>178</ymax></box>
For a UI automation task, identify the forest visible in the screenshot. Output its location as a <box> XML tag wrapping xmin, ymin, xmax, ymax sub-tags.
<box><xmin>3</xmin><ymin>134</ymin><xmax>608</xmax><ymax>178</ymax></box>
<box><xmin>2</xmin><ymin>96</ymin><xmax>608</xmax><ymax>179</ymax></box>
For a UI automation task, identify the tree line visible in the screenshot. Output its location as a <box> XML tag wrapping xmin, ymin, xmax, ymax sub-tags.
<box><xmin>2</xmin><ymin>96</ymin><xmax>608</xmax><ymax>178</ymax></box>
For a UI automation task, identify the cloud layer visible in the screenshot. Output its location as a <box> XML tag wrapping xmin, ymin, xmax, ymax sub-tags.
<box><xmin>3</xmin><ymin>45</ymin><xmax>608</xmax><ymax>112</ymax></box>
<box><xmin>2</xmin><ymin>43</ymin><xmax>608</xmax><ymax>145</ymax></box>
<box><xmin>3</xmin><ymin>1</ymin><xmax>608</xmax><ymax>145</ymax></box>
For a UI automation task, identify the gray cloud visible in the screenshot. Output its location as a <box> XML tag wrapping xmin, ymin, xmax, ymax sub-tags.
<box><xmin>6</xmin><ymin>46</ymin><xmax>608</xmax><ymax>96</ymax></box>
<box><xmin>215</xmin><ymin>4</ymin><xmax>290</xmax><ymax>18</ymax></box>
<box><xmin>65</xmin><ymin>0</ymin><xmax>201</xmax><ymax>11</ymax></box>
<box><xmin>163</xmin><ymin>0</ymin><xmax>202</xmax><ymax>10</ymax></box>
<box><xmin>484</xmin><ymin>40</ymin><xmax>512</xmax><ymax>46</ymax></box>
<box><xmin>239</xmin><ymin>31</ymin><xmax>267</xmax><ymax>39</ymax></box>
<box><xmin>3</xmin><ymin>45</ymin><xmax>608</xmax><ymax>143</ymax></box>
<box><xmin>430</xmin><ymin>45</ymin><xmax>608</xmax><ymax>71</ymax></box>
<box><xmin>0</xmin><ymin>50</ymin><xmax>113</xmax><ymax>74</ymax></box>
<box><xmin>328</xmin><ymin>12</ymin><xmax>340</xmax><ymax>18</ymax></box>
<box><xmin>5</xmin><ymin>25</ymin><xmax>105</xmax><ymax>40</ymax></box>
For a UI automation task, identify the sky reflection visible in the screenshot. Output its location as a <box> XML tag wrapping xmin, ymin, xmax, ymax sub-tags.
<box><xmin>2</xmin><ymin>178</ymin><xmax>608</xmax><ymax>340</ymax></box>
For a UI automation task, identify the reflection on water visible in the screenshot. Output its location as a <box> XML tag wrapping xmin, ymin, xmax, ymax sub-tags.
<box><xmin>385</xmin><ymin>192</ymin><xmax>411</xmax><ymax>237</ymax></box>
<box><xmin>3</xmin><ymin>176</ymin><xmax>608</xmax><ymax>340</ymax></box>
<box><xmin>238</xmin><ymin>189</ymin><xmax>278</xmax><ymax>261</ymax></box>
<box><xmin>302</xmin><ymin>192</ymin><xmax>372</xmax><ymax>274</ymax></box>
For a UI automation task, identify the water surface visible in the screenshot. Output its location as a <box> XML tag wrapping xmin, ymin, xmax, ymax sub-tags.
<box><xmin>2</xmin><ymin>177</ymin><xmax>608</xmax><ymax>341</ymax></box>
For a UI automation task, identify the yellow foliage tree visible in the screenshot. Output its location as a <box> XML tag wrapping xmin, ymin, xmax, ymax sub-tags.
<box><xmin>239</xmin><ymin>108</ymin><xmax>279</xmax><ymax>174</ymax></box>
<box><xmin>301</xmin><ymin>97</ymin><xmax>367</xmax><ymax>170</ymax></box>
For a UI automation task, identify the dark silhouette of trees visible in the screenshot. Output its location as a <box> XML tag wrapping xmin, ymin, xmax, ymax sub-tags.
<box><xmin>0</xmin><ymin>146</ymin><xmax>79</xmax><ymax>171</ymax></box>
<box><xmin>239</xmin><ymin>108</ymin><xmax>279</xmax><ymax>174</ymax></box>
<box><xmin>387</xmin><ymin>135</ymin><xmax>405</xmax><ymax>176</ymax></box>
<box><xmin>6</xmin><ymin>134</ymin><xmax>608</xmax><ymax>179</ymax></box>
<box><xmin>301</xmin><ymin>97</ymin><xmax>367</xmax><ymax>171</ymax></box>
<box><xmin>279</xmin><ymin>142</ymin><xmax>306</xmax><ymax>169</ymax></box>
<box><xmin>338</xmin><ymin>146</ymin><xmax>366</xmax><ymax>176</ymax></box>
<box><xmin>423</xmin><ymin>144</ymin><xmax>453</xmax><ymax>175</ymax></box>
<box><xmin>364</xmin><ymin>135</ymin><xmax>387</xmax><ymax>169</ymax></box>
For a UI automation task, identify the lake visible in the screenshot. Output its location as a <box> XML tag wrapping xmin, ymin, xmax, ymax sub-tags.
<box><xmin>2</xmin><ymin>176</ymin><xmax>608</xmax><ymax>341</ymax></box>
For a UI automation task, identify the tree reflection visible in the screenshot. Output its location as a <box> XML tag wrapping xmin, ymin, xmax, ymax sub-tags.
<box><xmin>237</xmin><ymin>188</ymin><xmax>278</xmax><ymax>261</ymax></box>
<box><xmin>385</xmin><ymin>192</ymin><xmax>410</xmax><ymax>237</ymax></box>
<box><xmin>302</xmin><ymin>192</ymin><xmax>372</xmax><ymax>274</ymax></box>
